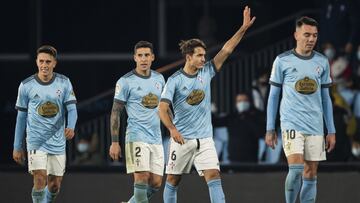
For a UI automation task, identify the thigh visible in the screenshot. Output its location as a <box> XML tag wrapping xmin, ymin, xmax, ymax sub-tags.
<box><xmin>47</xmin><ymin>153</ymin><xmax>66</xmax><ymax>176</ymax></box>
<box><xmin>165</xmin><ymin>138</ymin><xmax>196</xmax><ymax>175</ymax></box>
<box><xmin>149</xmin><ymin>144</ymin><xmax>164</xmax><ymax>176</ymax></box>
<box><xmin>125</xmin><ymin>142</ymin><xmax>151</xmax><ymax>174</ymax></box>
<box><xmin>304</xmin><ymin>135</ymin><xmax>326</xmax><ymax>161</ymax></box>
<box><xmin>194</xmin><ymin>138</ymin><xmax>220</xmax><ymax>176</ymax></box>
<box><xmin>282</xmin><ymin>130</ymin><xmax>305</xmax><ymax>157</ymax></box>
<box><xmin>28</xmin><ymin>150</ymin><xmax>47</xmax><ymax>174</ymax></box>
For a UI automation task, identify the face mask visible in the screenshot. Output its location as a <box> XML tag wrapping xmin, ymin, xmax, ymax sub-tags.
<box><xmin>77</xmin><ymin>143</ymin><xmax>89</xmax><ymax>153</ymax></box>
<box><xmin>211</xmin><ymin>103</ymin><xmax>217</xmax><ymax>114</ymax></box>
<box><xmin>357</xmin><ymin>51</ymin><xmax>360</xmax><ymax>61</ymax></box>
<box><xmin>352</xmin><ymin>146</ymin><xmax>360</xmax><ymax>158</ymax></box>
<box><xmin>324</xmin><ymin>48</ymin><xmax>335</xmax><ymax>60</ymax></box>
<box><xmin>236</xmin><ymin>101</ymin><xmax>250</xmax><ymax>113</ymax></box>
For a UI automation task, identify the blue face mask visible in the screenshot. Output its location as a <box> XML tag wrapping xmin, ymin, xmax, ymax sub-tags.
<box><xmin>236</xmin><ymin>101</ymin><xmax>250</xmax><ymax>113</ymax></box>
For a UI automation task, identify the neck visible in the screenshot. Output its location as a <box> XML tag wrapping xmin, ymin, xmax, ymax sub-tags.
<box><xmin>135</xmin><ymin>68</ymin><xmax>150</xmax><ymax>76</ymax></box>
<box><xmin>183</xmin><ymin>63</ymin><xmax>198</xmax><ymax>75</ymax></box>
<box><xmin>38</xmin><ymin>72</ymin><xmax>53</xmax><ymax>82</ymax></box>
<box><xmin>295</xmin><ymin>47</ymin><xmax>312</xmax><ymax>57</ymax></box>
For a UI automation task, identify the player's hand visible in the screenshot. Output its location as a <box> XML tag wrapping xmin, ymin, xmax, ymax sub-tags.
<box><xmin>64</xmin><ymin>128</ymin><xmax>75</xmax><ymax>140</ymax></box>
<box><xmin>265</xmin><ymin>130</ymin><xmax>277</xmax><ymax>150</ymax></box>
<box><xmin>13</xmin><ymin>149</ymin><xmax>25</xmax><ymax>165</ymax></box>
<box><xmin>170</xmin><ymin>128</ymin><xmax>185</xmax><ymax>145</ymax></box>
<box><xmin>325</xmin><ymin>133</ymin><xmax>336</xmax><ymax>153</ymax></box>
<box><xmin>109</xmin><ymin>142</ymin><xmax>121</xmax><ymax>161</ymax></box>
<box><xmin>241</xmin><ymin>6</ymin><xmax>256</xmax><ymax>30</ymax></box>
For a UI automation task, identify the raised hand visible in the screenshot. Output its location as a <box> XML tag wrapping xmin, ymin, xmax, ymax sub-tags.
<box><xmin>242</xmin><ymin>6</ymin><xmax>256</xmax><ymax>30</ymax></box>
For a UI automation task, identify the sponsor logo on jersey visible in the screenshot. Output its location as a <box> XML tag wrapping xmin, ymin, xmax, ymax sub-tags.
<box><xmin>141</xmin><ymin>92</ymin><xmax>159</xmax><ymax>109</ymax></box>
<box><xmin>295</xmin><ymin>77</ymin><xmax>317</xmax><ymax>94</ymax></box>
<box><xmin>115</xmin><ymin>84</ymin><xmax>121</xmax><ymax>96</ymax></box>
<box><xmin>38</xmin><ymin>101</ymin><xmax>59</xmax><ymax>117</ymax></box>
<box><xmin>186</xmin><ymin>89</ymin><xmax>205</xmax><ymax>105</ymax></box>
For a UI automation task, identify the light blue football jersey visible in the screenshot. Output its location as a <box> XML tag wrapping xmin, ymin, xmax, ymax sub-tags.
<box><xmin>161</xmin><ymin>61</ymin><xmax>216</xmax><ymax>139</ymax></box>
<box><xmin>269</xmin><ymin>49</ymin><xmax>332</xmax><ymax>135</ymax></box>
<box><xmin>15</xmin><ymin>73</ymin><xmax>77</xmax><ymax>154</ymax></box>
<box><xmin>114</xmin><ymin>70</ymin><xmax>165</xmax><ymax>144</ymax></box>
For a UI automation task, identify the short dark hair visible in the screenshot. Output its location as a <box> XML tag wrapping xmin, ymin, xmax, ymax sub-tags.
<box><xmin>296</xmin><ymin>16</ymin><xmax>318</xmax><ymax>29</ymax></box>
<box><xmin>179</xmin><ymin>39</ymin><xmax>206</xmax><ymax>57</ymax></box>
<box><xmin>37</xmin><ymin>45</ymin><xmax>57</xmax><ymax>59</ymax></box>
<box><xmin>134</xmin><ymin>41</ymin><xmax>154</xmax><ymax>53</ymax></box>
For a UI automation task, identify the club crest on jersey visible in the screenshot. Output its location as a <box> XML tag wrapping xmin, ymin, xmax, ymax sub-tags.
<box><xmin>141</xmin><ymin>92</ymin><xmax>159</xmax><ymax>109</ymax></box>
<box><xmin>186</xmin><ymin>89</ymin><xmax>205</xmax><ymax>105</ymax></box>
<box><xmin>316</xmin><ymin>66</ymin><xmax>321</xmax><ymax>77</ymax></box>
<box><xmin>56</xmin><ymin>89</ymin><xmax>62</xmax><ymax>97</ymax></box>
<box><xmin>38</xmin><ymin>101</ymin><xmax>59</xmax><ymax>118</ymax></box>
<box><xmin>155</xmin><ymin>82</ymin><xmax>161</xmax><ymax>90</ymax></box>
<box><xmin>295</xmin><ymin>77</ymin><xmax>318</xmax><ymax>94</ymax></box>
<box><xmin>197</xmin><ymin>75</ymin><xmax>204</xmax><ymax>84</ymax></box>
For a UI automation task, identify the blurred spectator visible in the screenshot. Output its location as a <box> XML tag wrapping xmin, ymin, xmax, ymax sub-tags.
<box><xmin>252</xmin><ymin>69</ymin><xmax>282</xmax><ymax>163</ymax></box>
<box><xmin>73</xmin><ymin>132</ymin><xmax>103</xmax><ymax>165</ymax></box>
<box><xmin>226</xmin><ymin>92</ymin><xmax>264</xmax><ymax>163</ymax></box>
<box><xmin>322</xmin><ymin>42</ymin><xmax>336</xmax><ymax>62</ymax></box>
<box><xmin>211</xmin><ymin>102</ymin><xmax>230</xmax><ymax>164</ymax></box>
<box><xmin>352</xmin><ymin>44</ymin><xmax>360</xmax><ymax>76</ymax></box>
<box><xmin>319</xmin><ymin>0</ymin><xmax>360</xmax><ymax>55</ymax></box>
<box><xmin>327</xmin><ymin>87</ymin><xmax>352</xmax><ymax>161</ymax></box>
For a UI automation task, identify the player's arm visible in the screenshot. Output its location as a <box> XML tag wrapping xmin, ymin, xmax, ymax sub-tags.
<box><xmin>321</xmin><ymin>87</ymin><xmax>336</xmax><ymax>152</ymax></box>
<box><xmin>265</xmin><ymin>85</ymin><xmax>281</xmax><ymax>149</ymax></box>
<box><xmin>159</xmin><ymin>101</ymin><xmax>184</xmax><ymax>144</ymax></box>
<box><xmin>65</xmin><ymin>103</ymin><xmax>77</xmax><ymax>140</ymax></box>
<box><xmin>213</xmin><ymin>6</ymin><xmax>255</xmax><ymax>71</ymax></box>
<box><xmin>13</xmin><ymin>82</ymin><xmax>28</xmax><ymax>165</ymax></box>
<box><xmin>109</xmin><ymin>101</ymin><xmax>124</xmax><ymax>160</ymax></box>
<box><xmin>13</xmin><ymin>110</ymin><xmax>27</xmax><ymax>165</ymax></box>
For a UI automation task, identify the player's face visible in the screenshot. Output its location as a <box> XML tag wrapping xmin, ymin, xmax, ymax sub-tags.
<box><xmin>134</xmin><ymin>47</ymin><xmax>155</xmax><ymax>71</ymax></box>
<box><xmin>36</xmin><ymin>53</ymin><xmax>57</xmax><ymax>78</ymax></box>
<box><xmin>294</xmin><ymin>24</ymin><xmax>318</xmax><ymax>53</ymax></box>
<box><xmin>187</xmin><ymin>47</ymin><xmax>206</xmax><ymax>69</ymax></box>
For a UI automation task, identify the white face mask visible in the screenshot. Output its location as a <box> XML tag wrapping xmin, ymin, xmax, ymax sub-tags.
<box><xmin>211</xmin><ymin>103</ymin><xmax>217</xmax><ymax>114</ymax></box>
<box><xmin>357</xmin><ymin>51</ymin><xmax>360</xmax><ymax>61</ymax></box>
<box><xmin>324</xmin><ymin>48</ymin><xmax>335</xmax><ymax>60</ymax></box>
<box><xmin>352</xmin><ymin>146</ymin><xmax>360</xmax><ymax>158</ymax></box>
<box><xmin>77</xmin><ymin>143</ymin><xmax>89</xmax><ymax>153</ymax></box>
<box><xmin>236</xmin><ymin>101</ymin><xmax>250</xmax><ymax>113</ymax></box>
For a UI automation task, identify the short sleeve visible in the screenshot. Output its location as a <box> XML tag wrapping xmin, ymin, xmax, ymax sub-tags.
<box><xmin>114</xmin><ymin>77</ymin><xmax>129</xmax><ymax>104</ymax></box>
<box><xmin>64</xmin><ymin>79</ymin><xmax>77</xmax><ymax>105</ymax></box>
<box><xmin>15</xmin><ymin>83</ymin><xmax>28</xmax><ymax>112</ymax></box>
<box><xmin>161</xmin><ymin>77</ymin><xmax>176</xmax><ymax>104</ymax></box>
<box><xmin>160</xmin><ymin>74</ymin><xmax>166</xmax><ymax>91</ymax></box>
<box><xmin>204</xmin><ymin>60</ymin><xmax>216</xmax><ymax>79</ymax></box>
<box><xmin>269</xmin><ymin>57</ymin><xmax>283</xmax><ymax>87</ymax></box>
<box><xmin>321</xmin><ymin>60</ymin><xmax>332</xmax><ymax>88</ymax></box>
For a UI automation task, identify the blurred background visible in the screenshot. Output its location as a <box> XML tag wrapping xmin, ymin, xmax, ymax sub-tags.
<box><xmin>1</xmin><ymin>0</ymin><xmax>360</xmax><ymax>202</ymax></box>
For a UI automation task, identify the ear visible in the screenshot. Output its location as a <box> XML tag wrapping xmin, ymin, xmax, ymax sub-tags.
<box><xmin>294</xmin><ymin>31</ymin><xmax>298</xmax><ymax>41</ymax></box>
<box><xmin>186</xmin><ymin>54</ymin><xmax>191</xmax><ymax>62</ymax></box>
<box><xmin>151</xmin><ymin>53</ymin><xmax>155</xmax><ymax>61</ymax></box>
<box><xmin>133</xmin><ymin>54</ymin><xmax>137</xmax><ymax>62</ymax></box>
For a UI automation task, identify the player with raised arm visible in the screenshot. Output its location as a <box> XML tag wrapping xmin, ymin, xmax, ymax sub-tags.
<box><xmin>159</xmin><ymin>6</ymin><xmax>255</xmax><ymax>203</ymax></box>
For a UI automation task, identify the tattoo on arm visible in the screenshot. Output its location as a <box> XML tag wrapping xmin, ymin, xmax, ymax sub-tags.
<box><xmin>110</xmin><ymin>101</ymin><xmax>124</xmax><ymax>142</ymax></box>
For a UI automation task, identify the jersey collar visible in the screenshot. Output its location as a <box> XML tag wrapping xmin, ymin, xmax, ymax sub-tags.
<box><xmin>35</xmin><ymin>73</ymin><xmax>56</xmax><ymax>85</ymax></box>
<box><xmin>180</xmin><ymin>68</ymin><xmax>198</xmax><ymax>78</ymax></box>
<box><xmin>132</xmin><ymin>69</ymin><xmax>151</xmax><ymax>79</ymax></box>
<box><xmin>292</xmin><ymin>49</ymin><xmax>315</xmax><ymax>60</ymax></box>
